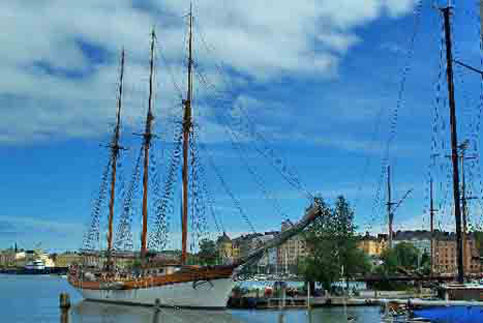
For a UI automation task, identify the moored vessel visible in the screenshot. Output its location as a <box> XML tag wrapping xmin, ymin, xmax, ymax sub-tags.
<box><xmin>68</xmin><ymin>6</ymin><xmax>322</xmax><ymax>308</ymax></box>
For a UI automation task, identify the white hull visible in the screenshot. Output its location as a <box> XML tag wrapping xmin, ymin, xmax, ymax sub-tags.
<box><xmin>77</xmin><ymin>277</ymin><xmax>234</xmax><ymax>308</ymax></box>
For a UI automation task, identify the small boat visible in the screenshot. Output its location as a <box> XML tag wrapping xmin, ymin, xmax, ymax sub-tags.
<box><xmin>24</xmin><ymin>259</ymin><xmax>46</xmax><ymax>271</ymax></box>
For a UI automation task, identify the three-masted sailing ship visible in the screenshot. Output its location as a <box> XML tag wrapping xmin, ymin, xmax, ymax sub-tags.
<box><xmin>68</xmin><ymin>9</ymin><xmax>321</xmax><ymax>308</ymax></box>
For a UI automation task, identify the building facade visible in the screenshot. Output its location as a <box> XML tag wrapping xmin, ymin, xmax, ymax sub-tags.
<box><xmin>357</xmin><ymin>233</ymin><xmax>387</xmax><ymax>257</ymax></box>
<box><xmin>433</xmin><ymin>232</ymin><xmax>481</xmax><ymax>275</ymax></box>
<box><xmin>0</xmin><ymin>251</ymin><xmax>15</xmax><ymax>268</ymax></box>
<box><xmin>393</xmin><ymin>230</ymin><xmax>431</xmax><ymax>256</ymax></box>
<box><xmin>54</xmin><ymin>253</ymin><xmax>84</xmax><ymax>268</ymax></box>
<box><xmin>216</xmin><ymin>233</ymin><xmax>233</xmax><ymax>264</ymax></box>
<box><xmin>277</xmin><ymin>220</ymin><xmax>307</xmax><ymax>273</ymax></box>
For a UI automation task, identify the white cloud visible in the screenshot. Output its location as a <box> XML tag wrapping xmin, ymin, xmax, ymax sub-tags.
<box><xmin>0</xmin><ymin>0</ymin><xmax>415</xmax><ymax>143</ymax></box>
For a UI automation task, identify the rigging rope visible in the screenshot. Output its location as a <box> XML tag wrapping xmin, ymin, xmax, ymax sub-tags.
<box><xmin>158</xmin><ymin>42</ymin><xmax>184</xmax><ymax>100</ymax></box>
<box><xmin>197</xmin><ymin>141</ymin><xmax>257</xmax><ymax>233</ymax></box>
<box><xmin>371</xmin><ymin>0</ymin><xmax>423</xmax><ymax>226</ymax></box>
<box><xmin>83</xmin><ymin>159</ymin><xmax>111</xmax><ymax>251</ymax></box>
<box><xmin>189</xmin><ymin>123</ymin><xmax>224</xmax><ymax>234</ymax></box>
<box><xmin>114</xmin><ymin>146</ymin><xmax>143</xmax><ymax>251</ymax></box>
<box><xmin>194</xmin><ymin>69</ymin><xmax>290</xmax><ymax>220</ymax></box>
<box><xmin>194</xmin><ymin>63</ymin><xmax>313</xmax><ymax>201</ymax></box>
<box><xmin>149</xmin><ymin>120</ymin><xmax>184</xmax><ymax>250</ymax></box>
<box><xmin>193</xmin><ymin>22</ymin><xmax>313</xmax><ymax>201</ymax></box>
<box><xmin>189</xmin><ymin>125</ymin><xmax>210</xmax><ymax>249</ymax></box>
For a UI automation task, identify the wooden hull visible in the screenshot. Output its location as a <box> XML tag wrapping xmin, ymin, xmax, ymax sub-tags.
<box><xmin>69</xmin><ymin>265</ymin><xmax>236</xmax><ymax>308</ymax></box>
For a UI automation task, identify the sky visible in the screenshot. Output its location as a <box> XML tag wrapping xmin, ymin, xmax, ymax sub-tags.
<box><xmin>0</xmin><ymin>0</ymin><xmax>482</xmax><ymax>252</ymax></box>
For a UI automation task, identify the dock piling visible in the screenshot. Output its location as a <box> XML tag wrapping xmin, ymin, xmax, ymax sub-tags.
<box><xmin>59</xmin><ymin>293</ymin><xmax>70</xmax><ymax>323</ymax></box>
<box><xmin>152</xmin><ymin>298</ymin><xmax>161</xmax><ymax>323</ymax></box>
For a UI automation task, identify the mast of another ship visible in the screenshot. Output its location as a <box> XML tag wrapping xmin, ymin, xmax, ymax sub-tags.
<box><xmin>429</xmin><ymin>178</ymin><xmax>436</xmax><ymax>276</ymax></box>
<box><xmin>141</xmin><ymin>30</ymin><xmax>156</xmax><ymax>260</ymax></box>
<box><xmin>181</xmin><ymin>4</ymin><xmax>194</xmax><ymax>265</ymax></box>
<box><xmin>441</xmin><ymin>6</ymin><xmax>465</xmax><ymax>284</ymax></box>
<box><xmin>386</xmin><ymin>165</ymin><xmax>394</xmax><ymax>249</ymax></box>
<box><xmin>106</xmin><ymin>49</ymin><xmax>125</xmax><ymax>269</ymax></box>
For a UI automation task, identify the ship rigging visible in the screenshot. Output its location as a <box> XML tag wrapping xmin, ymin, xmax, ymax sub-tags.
<box><xmin>69</xmin><ymin>6</ymin><xmax>322</xmax><ymax>308</ymax></box>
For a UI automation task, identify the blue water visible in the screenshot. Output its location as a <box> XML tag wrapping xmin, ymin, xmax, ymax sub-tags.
<box><xmin>0</xmin><ymin>274</ymin><xmax>480</xmax><ymax>322</ymax></box>
<box><xmin>0</xmin><ymin>274</ymin><xmax>82</xmax><ymax>322</ymax></box>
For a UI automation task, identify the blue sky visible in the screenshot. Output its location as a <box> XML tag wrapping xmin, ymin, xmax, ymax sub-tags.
<box><xmin>0</xmin><ymin>0</ymin><xmax>482</xmax><ymax>251</ymax></box>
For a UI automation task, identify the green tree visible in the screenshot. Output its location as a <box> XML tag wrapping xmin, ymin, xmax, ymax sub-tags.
<box><xmin>198</xmin><ymin>238</ymin><xmax>217</xmax><ymax>265</ymax></box>
<box><xmin>378</xmin><ymin>247</ymin><xmax>398</xmax><ymax>274</ymax></box>
<box><xmin>300</xmin><ymin>195</ymin><xmax>371</xmax><ymax>291</ymax></box>
<box><xmin>394</xmin><ymin>242</ymin><xmax>419</xmax><ymax>269</ymax></box>
<box><xmin>379</xmin><ymin>242</ymin><xmax>420</xmax><ymax>274</ymax></box>
<box><xmin>420</xmin><ymin>251</ymin><xmax>431</xmax><ymax>275</ymax></box>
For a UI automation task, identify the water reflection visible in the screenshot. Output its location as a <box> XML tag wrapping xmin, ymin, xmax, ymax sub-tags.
<box><xmin>71</xmin><ymin>300</ymin><xmax>241</xmax><ymax>323</ymax></box>
<box><xmin>70</xmin><ymin>299</ymin><xmax>388</xmax><ymax>323</ymax></box>
<box><xmin>0</xmin><ymin>274</ymin><xmax>412</xmax><ymax>323</ymax></box>
<box><xmin>230</xmin><ymin>307</ymin><xmax>382</xmax><ymax>323</ymax></box>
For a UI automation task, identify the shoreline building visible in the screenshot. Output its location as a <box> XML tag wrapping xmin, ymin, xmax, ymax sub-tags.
<box><xmin>357</xmin><ymin>232</ymin><xmax>388</xmax><ymax>257</ymax></box>
<box><xmin>356</xmin><ymin>230</ymin><xmax>481</xmax><ymax>276</ymax></box>
<box><xmin>216</xmin><ymin>233</ymin><xmax>233</xmax><ymax>264</ymax></box>
<box><xmin>433</xmin><ymin>231</ymin><xmax>481</xmax><ymax>276</ymax></box>
<box><xmin>277</xmin><ymin>220</ymin><xmax>307</xmax><ymax>274</ymax></box>
<box><xmin>393</xmin><ymin>230</ymin><xmax>431</xmax><ymax>256</ymax></box>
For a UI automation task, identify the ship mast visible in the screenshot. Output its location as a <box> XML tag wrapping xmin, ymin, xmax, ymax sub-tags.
<box><xmin>141</xmin><ymin>30</ymin><xmax>156</xmax><ymax>259</ymax></box>
<box><xmin>441</xmin><ymin>7</ymin><xmax>464</xmax><ymax>284</ymax></box>
<box><xmin>106</xmin><ymin>49</ymin><xmax>125</xmax><ymax>268</ymax></box>
<box><xmin>387</xmin><ymin>165</ymin><xmax>393</xmax><ymax>249</ymax></box>
<box><xmin>181</xmin><ymin>4</ymin><xmax>194</xmax><ymax>265</ymax></box>
<box><xmin>429</xmin><ymin>178</ymin><xmax>436</xmax><ymax>276</ymax></box>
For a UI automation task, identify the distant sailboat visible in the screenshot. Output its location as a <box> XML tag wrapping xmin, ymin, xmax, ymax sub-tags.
<box><xmin>68</xmin><ymin>7</ymin><xmax>322</xmax><ymax>308</ymax></box>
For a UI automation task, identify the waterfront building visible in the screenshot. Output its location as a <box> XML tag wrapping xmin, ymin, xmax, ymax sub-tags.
<box><xmin>54</xmin><ymin>252</ymin><xmax>84</xmax><ymax>267</ymax></box>
<box><xmin>277</xmin><ymin>220</ymin><xmax>307</xmax><ymax>273</ymax></box>
<box><xmin>433</xmin><ymin>231</ymin><xmax>481</xmax><ymax>275</ymax></box>
<box><xmin>232</xmin><ymin>240</ymin><xmax>240</xmax><ymax>261</ymax></box>
<box><xmin>434</xmin><ymin>232</ymin><xmax>457</xmax><ymax>275</ymax></box>
<box><xmin>464</xmin><ymin>232</ymin><xmax>481</xmax><ymax>274</ymax></box>
<box><xmin>357</xmin><ymin>232</ymin><xmax>387</xmax><ymax>256</ymax></box>
<box><xmin>237</xmin><ymin>233</ymin><xmax>263</xmax><ymax>260</ymax></box>
<box><xmin>254</xmin><ymin>233</ymin><xmax>278</xmax><ymax>271</ymax></box>
<box><xmin>228</xmin><ymin>231</ymin><xmax>279</xmax><ymax>267</ymax></box>
<box><xmin>393</xmin><ymin>230</ymin><xmax>431</xmax><ymax>256</ymax></box>
<box><xmin>258</xmin><ymin>247</ymin><xmax>278</xmax><ymax>268</ymax></box>
<box><xmin>0</xmin><ymin>251</ymin><xmax>15</xmax><ymax>267</ymax></box>
<box><xmin>216</xmin><ymin>232</ymin><xmax>233</xmax><ymax>263</ymax></box>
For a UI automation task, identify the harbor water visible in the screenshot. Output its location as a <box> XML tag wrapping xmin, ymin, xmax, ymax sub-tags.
<box><xmin>0</xmin><ymin>274</ymin><xmax>478</xmax><ymax>322</ymax></box>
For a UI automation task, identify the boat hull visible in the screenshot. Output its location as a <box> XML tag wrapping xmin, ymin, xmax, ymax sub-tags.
<box><xmin>75</xmin><ymin>277</ymin><xmax>234</xmax><ymax>308</ymax></box>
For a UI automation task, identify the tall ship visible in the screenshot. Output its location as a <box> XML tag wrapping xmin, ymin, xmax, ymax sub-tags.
<box><xmin>68</xmin><ymin>7</ymin><xmax>321</xmax><ymax>308</ymax></box>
